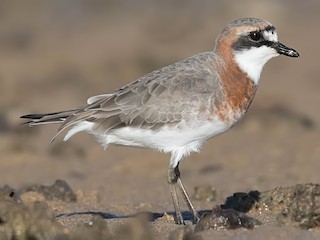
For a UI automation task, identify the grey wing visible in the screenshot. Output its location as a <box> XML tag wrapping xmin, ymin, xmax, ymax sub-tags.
<box><xmin>60</xmin><ymin>54</ymin><xmax>224</xmax><ymax>133</ymax></box>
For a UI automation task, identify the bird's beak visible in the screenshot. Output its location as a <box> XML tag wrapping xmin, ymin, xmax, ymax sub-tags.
<box><xmin>273</xmin><ymin>42</ymin><xmax>299</xmax><ymax>57</ymax></box>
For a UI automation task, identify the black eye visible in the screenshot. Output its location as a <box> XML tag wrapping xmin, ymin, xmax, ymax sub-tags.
<box><xmin>249</xmin><ymin>31</ymin><xmax>262</xmax><ymax>41</ymax></box>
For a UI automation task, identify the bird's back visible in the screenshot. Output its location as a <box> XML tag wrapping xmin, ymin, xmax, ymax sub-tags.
<box><xmin>62</xmin><ymin>52</ymin><xmax>226</xmax><ymax>134</ymax></box>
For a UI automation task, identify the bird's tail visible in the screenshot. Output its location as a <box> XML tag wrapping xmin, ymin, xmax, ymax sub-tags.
<box><xmin>20</xmin><ymin>109</ymin><xmax>79</xmax><ymax>126</ymax></box>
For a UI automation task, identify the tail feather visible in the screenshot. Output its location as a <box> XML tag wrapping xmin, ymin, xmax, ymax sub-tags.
<box><xmin>20</xmin><ymin>109</ymin><xmax>79</xmax><ymax>126</ymax></box>
<box><xmin>20</xmin><ymin>108</ymin><xmax>90</xmax><ymax>143</ymax></box>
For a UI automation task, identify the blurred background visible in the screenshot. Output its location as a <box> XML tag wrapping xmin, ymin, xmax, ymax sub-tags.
<box><xmin>0</xmin><ymin>0</ymin><xmax>319</xmax><ymax>213</ymax></box>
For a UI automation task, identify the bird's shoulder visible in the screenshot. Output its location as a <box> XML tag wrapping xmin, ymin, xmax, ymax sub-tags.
<box><xmin>99</xmin><ymin>51</ymin><xmax>222</xmax><ymax>104</ymax></box>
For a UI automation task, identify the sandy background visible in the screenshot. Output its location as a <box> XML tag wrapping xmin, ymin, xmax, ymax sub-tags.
<box><xmin>0</xmin><ymin>0</ymin><xmax>319</xmax><ymax>239</ymax></box>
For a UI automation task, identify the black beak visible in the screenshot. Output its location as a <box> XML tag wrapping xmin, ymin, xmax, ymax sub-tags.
<box><xmin>273</xmin><ymin>42</ymin><xmax>299</xmax><ymax>57</ymax></box>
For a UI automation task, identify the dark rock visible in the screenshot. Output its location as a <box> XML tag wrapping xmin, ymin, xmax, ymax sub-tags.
<box><xmin>195</xmin><ymin>206</ymin><xmax>260</xmax><ymax>232</ymax></box>
<box><xmin>23</xmin><ymin>179</ymin><xmax>76</xmax><ymax>202</ymax></box>
<box><xmin>221</xmin><ymin>191</ymin><xmax>260</xmax><ymax>212</ymax></box>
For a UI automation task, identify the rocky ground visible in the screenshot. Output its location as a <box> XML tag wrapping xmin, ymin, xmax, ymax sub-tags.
<box><xmin>0</xmin><ymin>1</ymin><xmax>319</xmax><ymax>239</ymax></box>
<box><xmin>0</xmin><ymin>181</ymin><xmax>319</xmax><ymax>239</ymax></box>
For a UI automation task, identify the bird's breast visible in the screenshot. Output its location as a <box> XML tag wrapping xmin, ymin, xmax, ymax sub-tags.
<box><xmin>213</xmin><ymin>62</ymin><xmax>258</xmax><ymax>124</ymax></box>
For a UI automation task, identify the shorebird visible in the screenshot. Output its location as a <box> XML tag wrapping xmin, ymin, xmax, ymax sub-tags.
<box><xmin>21</xmin><ymin>18</ymin><xmax>299</xmax><ymax>224</ymax></box>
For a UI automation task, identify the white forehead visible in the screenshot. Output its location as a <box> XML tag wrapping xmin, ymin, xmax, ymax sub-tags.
<box><xmin>263</xmin><ymin>29</ymin><xmax>278</xmax><ymax>42</ymax></box>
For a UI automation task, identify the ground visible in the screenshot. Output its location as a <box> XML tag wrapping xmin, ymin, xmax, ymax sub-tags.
<box><xmin>0</xmin><ymin>1</ymin><xmax>319</xmax><ymax>239</ymax></box>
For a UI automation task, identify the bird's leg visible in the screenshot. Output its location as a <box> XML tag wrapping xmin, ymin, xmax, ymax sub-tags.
<box><xmin>168</xmin><ymin>163</ymin><xmax>200</xmax><ymax>224</ymax></box>
<box><xmin>174</xmin><ymin>164</ymin><xmax>200</xmax><ymax>224</ymax></box>
<box><xmin>168</xmin><ymin>165</ymin><xmax>184</xmax><ymax>224</ymax></box>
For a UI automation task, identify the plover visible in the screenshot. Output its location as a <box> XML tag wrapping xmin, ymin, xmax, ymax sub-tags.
<box><xmin>21</xmin><ymin>18</ymin><xmax>299</xmax><ymax>224</ymax></box>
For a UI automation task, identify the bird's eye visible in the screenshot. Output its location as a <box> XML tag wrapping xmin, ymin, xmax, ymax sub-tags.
<box><xmin>249</xmin><ymin>31</ymin><xmax>262</xmax><ymax>41</ymax></box>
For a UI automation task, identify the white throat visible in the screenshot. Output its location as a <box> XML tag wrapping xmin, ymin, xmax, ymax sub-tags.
<box><xmin>234</xmin><ymin>46</ymin><xmax>279</xmax><ymax>84</ymax></box>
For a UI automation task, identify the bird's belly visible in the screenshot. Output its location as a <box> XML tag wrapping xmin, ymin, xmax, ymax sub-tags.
<box><xmin>98</xmin><ymin>117</ymin><xmax>233</xmax><ymax>153</ymax></box>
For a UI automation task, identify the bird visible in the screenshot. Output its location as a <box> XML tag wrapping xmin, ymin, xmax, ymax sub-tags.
<box><xmin>21</xmin><ymin>17</ymin><xmax>299</xmax><ymax>225</ymax></box>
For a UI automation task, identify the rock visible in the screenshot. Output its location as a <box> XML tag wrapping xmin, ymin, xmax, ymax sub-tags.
<box><xmin>288</xmin><ymin>184</ymin><xmax>320</xmax><ymax>229</ymax></box>
<box><xmin>23</xmin><ymin>179</ymin><xmax>76</xmax><ymax>202</ymax></box>
<box><xmin>0</xmin><ymin>185</ymin><xmax>20</xmax><ymax>203</ymax></box>
<box><xmin>221</xmin><ymin>191</ymin><xmax>260</xmax><ymax>212</ymax></box>
<box><xmin>195</xmin><ymin>206</ymin><xmax>260</xmax><ymax>232</ymax></box>
<box><xmin>257</xmin><ymin>183</ymin><xmax>320</xmax><ymax>229</ymax></box>
<box><xmin>0</xmin><ymin>199</ymin><xmax>63</xmax><ymax>240</ymax></box>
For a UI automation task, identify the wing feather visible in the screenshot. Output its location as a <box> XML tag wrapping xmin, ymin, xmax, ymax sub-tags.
<box><xmin>60</xmin><ymin>52</ymin><xmax>224</xmax><ymax>133</ymax></box>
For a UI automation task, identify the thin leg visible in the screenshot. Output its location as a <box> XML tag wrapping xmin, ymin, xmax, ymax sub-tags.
<box><xmin>177</xmin><ymin>177</ymin><xmax>200</xmax><ymax>223</ymax></box>
<box><xmin>168</xmin><ymin>165</ymin><xmax>184</xmax><ymax>224</ymax></box>
<box><xmin>168</xmin><ymin>163</ymin><xmax>200</xmax><ymax>224</ymax></box>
